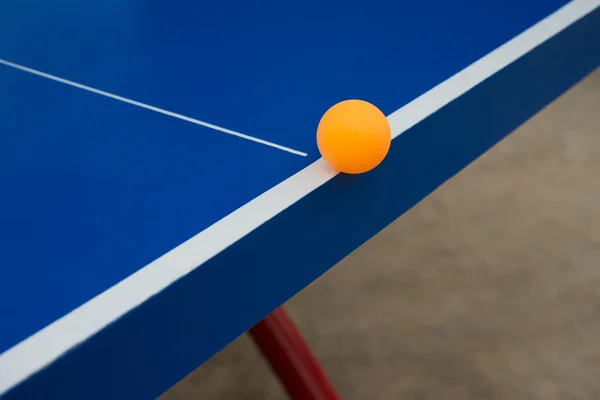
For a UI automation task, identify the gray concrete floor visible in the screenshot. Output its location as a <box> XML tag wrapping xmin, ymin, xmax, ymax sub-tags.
<box><xmin>161</xmin><ymin>68</ymin><xmax>600</xmax><ymax>400</ymax></box>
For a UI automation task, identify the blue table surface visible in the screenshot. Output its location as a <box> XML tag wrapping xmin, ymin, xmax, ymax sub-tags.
<box><xmin>0</xmin><ymin>0</ymin><xmax>582</xmax><ymax>381</ymax></box>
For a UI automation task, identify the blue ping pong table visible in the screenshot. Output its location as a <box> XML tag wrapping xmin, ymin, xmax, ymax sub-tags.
<box><xmin>1</xmin><ymin>0</ymin><xmax>599</xmax><ymax>398</ymax></box>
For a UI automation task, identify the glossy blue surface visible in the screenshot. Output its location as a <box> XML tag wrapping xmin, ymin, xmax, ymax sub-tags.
<box><xmin>1</xmin><ymin>0</ymin><xmax>569</xmax><ymax>153</ymax></box>
<box><xmin>0</xmin><ymin>66</ymin><xmax>306</xmax><ymax>354</ymax></box>
<box><xmin>2</xmin><ymin>1</ymin><xmax>596</xmax><ymax>398</ymax></box>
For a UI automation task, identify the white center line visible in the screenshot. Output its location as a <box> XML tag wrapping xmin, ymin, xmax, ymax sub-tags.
<box><xmin>0</xmin><ymin>58</ymin><xmax>308</xmax><ymax>157</ymax></box>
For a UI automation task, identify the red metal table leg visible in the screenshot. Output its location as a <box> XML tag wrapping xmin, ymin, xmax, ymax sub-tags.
<box><xmin>248</xmin><ymin>307</ymin><xmax>341</xmax><ymax>400</ymax></box>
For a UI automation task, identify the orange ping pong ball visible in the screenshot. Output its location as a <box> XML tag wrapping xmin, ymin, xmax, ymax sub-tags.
<box><xmin>317</xmin><ymin>99</ymin><xmax>391</xmax><ymax>174</ymax></box>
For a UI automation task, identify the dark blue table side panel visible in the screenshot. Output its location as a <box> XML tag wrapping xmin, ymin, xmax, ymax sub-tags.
<box><xmin>0</xmin><ymin>0</ymin><xmax>570</xmax><ymax>154</ymax></box>
<box><xmin>4</xmin><ymin>7</ymin><xmax>598</xmax><ymax>400</ymax></box>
